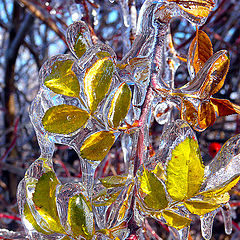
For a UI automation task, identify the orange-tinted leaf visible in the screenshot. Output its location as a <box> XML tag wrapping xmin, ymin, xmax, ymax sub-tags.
<box><xmin>188</xmin><ymin>30</ymin><xmax>213</xmax><ymax>78</ymax></box>
<box><xmin>180</xmin><ymin>99</ymin><xmax>198</xmax><ymax>127</ymax></box>
<box><xmin>108</xmin><ymin>83</ymin><xmax>132</xmax><ymax>129</ymax></box>
<box><xmin>199</xmin><ymin>50</ymin><xmax>230</xmax><ymax>98</ymax></box>
<box><xmin>178</xmin><ymin>51</ymin><xmax>229</xmax><ymax>98</ymax></box>
<box><xmin>42</xmin><ymin>105</ymin><xmax>89</xmax><ymax>134</ymax></box>
<box><xmin>168</xmin><ymin>0</ymin><xmax>215</xmax><ymax>18</ymax></box>
<box><xmin>211</xmin><ymin>98</ymin><xmax>240</xmax><ymax>117</ymax></box>
<box><xmin>80</xmin><ymin>131</ymin><xmax>115</xmax><ymax>162</ymax></box>
<box><xmin>198</xmin><ymin>101</ymin><xmax>216</xmax><ymax>129</ymax></box>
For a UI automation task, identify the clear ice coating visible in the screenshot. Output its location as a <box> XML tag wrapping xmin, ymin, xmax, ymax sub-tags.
<box><xmin>200</xmin><ymin>210</ymin><xmax>218</xmax><ymax>240</ymax></box>
<box><xmin>16</xmin><ymin>0</ymin><xmax>240</xmax><ymax>240</ymax></box>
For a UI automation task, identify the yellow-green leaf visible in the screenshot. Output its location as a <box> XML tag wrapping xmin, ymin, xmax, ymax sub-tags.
<box><xmin>152</xmin><ymin>162</ymin><xmax>165</xmax><ymax>181</ymax></box>
<box><xmin>100</xmin><ymin>175</ymin><xmax>128</xmax><ymax>188</ymax></box>
<box><xmin>33</xmin><ymin>171</ymin><xmax>65</xmax><ymax>234</ymax></box>
<box><xmin>68</xmin><ymin>194</ymin><xmax>94</xmax><ymax>239</ymax></box>
<box><xmin>96</xmin><ymin>51</ymin><xmax>112</xmax><ymax>59</ymax></box>
<box><xmin>42</xmin><ymin>104</ymin><xmax>89</xmax><ymax>134</ymax></box>
<box><xmin>118</xmin><ymin>183</ymin><xmax>134</xmax><ymax>221</ymax></box>
<box><xmin>84</xmin><ymin>57</ymin><xmax>115</xmax><ymax>113</ymax></box>
<box><xmin>74</xmin><ymin>34</ymin><xmax>88</xmax><ymax>58</ymax></box>
<box><xmin>67</xmin><ymin>21</ymin><xmax>92</xmax><ymax>59</ymax></box>
<box><xmin>139</xmin><ymin>168</ymin><xmax>168</xmax><ymax>210</ymax></box>
<box><xmin>60</xmin><ymin>236</ymin><xmax>72</xmax><ymax>240</ymax></box>
<box><xmin>44</xmin><ymin>60</ymin><xmax>80</xmax><ymax>98</ymax></box>
<box><xmin>92</xmin><ymin>188</ymin><xmax>122</xmax><ymax>207</ymax></box>
<box><xmin>200</xmin><ymin>175</ymin><xmax>240</xmax><ymax>198</ymax></box>
<box><xmin>108</xmin><ymin>83</ymin><xmax>131</xmax><ymax>129</ymax></box>
<box><xmin>23</xmin><ymin>203</ymin><xmax>52</xmax><ymax>235</ymax></box>
<box><xmin>202</xmin><ymin>192</ymin><xmax>230</xmax><ymax>205</ymax></box>
<box><xmin>162</xmin><ymin>210</ymin><xmax>191</xmax><ymax>230</ymax></box>
<box><xmin>166</xmin><ymin>137</ymin><xmax>205</xmax><ymax>201</ymax></box>
<box><xmin>80</xmin><ymin>131</ymin><xmax>115</xmax><ymax>162</ymax></box>
<box><xmin>184</xmin><ymin>200</ymin><xmax>220</xmax><ymax>216</ymax></box>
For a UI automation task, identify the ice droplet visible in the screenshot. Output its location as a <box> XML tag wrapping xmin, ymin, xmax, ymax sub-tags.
<box><xmin>221</xmin><ymin>203</ymin><xmax>232</xmax><ymax>235</ymax></box>
<box><xmin>200</xmin><ymin>210</ymin><xmax>217</xmax><ymax>240</ymax></box>
<box><xmin>169</xmin><ymin>226</ymin><xmax>189</xmax><ymax>240</ymax></box>
<box><xmin>154</xmin><ymin>102</ymin><xmax>172</xmax><ymax>125</ymax></box>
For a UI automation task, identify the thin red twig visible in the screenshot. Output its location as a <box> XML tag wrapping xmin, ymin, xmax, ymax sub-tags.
<box><xmin>0</xmin><ymin>213</ymin><xmax>21</xmax><ymax>221</ymax></box>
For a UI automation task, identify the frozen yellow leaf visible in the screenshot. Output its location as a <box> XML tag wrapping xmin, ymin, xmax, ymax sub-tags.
<box><xmin>80</xmin><ymin>131</ymin><xmax>115</xmax><ymax>162</ymax></box>
<box><xmin>108</xmin><ymin>83</ymin><xmax>131</xmax><ymax>129</ymax></box>
<box><xmin>60</xmin><ymin>236</ymin><xmax>72</xmax><ymax>240</ymax></box>
<box><xmin>152</xmin><ymin>162</ymin><xmax>166</xmax><ymax>181</ymax></box>
<box><xmin>23</xmin><ymin>203</ymin><xmax>52</xmax><ymax>235</ymax></box>
<box><xmin>166</xmin><ymin>137</ymin><xmax>205</xmax><ymax>201</ymax></box>
<box><xmin>84</xmin><ymin>57</ymin><xmax>115</xmax><ymax>113</ymax></box>
<box><xmin>74</xmin><ymin>34</ymin><xmax>88</xmax><ymax>58</ymax></box>
<box><xmin>184</xmin><ymin>200</ymin><xmax>220</xmax><ymax>216</ymax></box>
<box><xmin>118</xmin><ymin>183</ymin><xmax>134</xmax><ymax>221</ymax></box>
<box><xmin>44</xmin><ymin>60</ymin><xmax>80</xmax><ymax>98</ymax></box>
<box><xmin>100</xmin><ymin>175</ymin><xmax>128</xmax><ymax>188</ymax></box>
<box><xmin>202</xmin><ymin>192</ymin><xmax>230</xmax><ymax>205</ymax></box>
<box><xmin>32</xmin><ymin>171</ymin><xmax>65</xmax><ymax>234</ymax></box>
<box><xmin>139</xmin><ymin>168</ymin><xmax>168</xmax><ymax>210</ymax></box>
<box><xmin>42</xmin><ymin>104</ymin><xmax>89</xmax><ymax>134</ymax></box>
<box><xmin>162</xmin><ymin>210</ymin><xmax>191</xmax><ymax>230</ymax></box>
<box><xmin>92</xmin><ymin>188</ymin><xmax>122</xmax><ymax>207</ymax></box>
<box><xmin>67</xmin><ymin>21</ymin><xmax>92</xmax><ymax>58</ymax></box>
<box><xmin>200</xmin><ymin>175</ymin><xmax>240</xmax><ymax>198</ymax></box>
<box><xmin>67</xmin><ymin>194</ymin><xmax>94</xmax><ymax>239</ymax></box>
<box><xmin>96</xmin><ymin>51</ymin><xmax>112</xmax><ymax>59</ymax></box>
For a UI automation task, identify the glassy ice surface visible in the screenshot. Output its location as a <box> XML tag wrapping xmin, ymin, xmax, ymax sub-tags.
<box><xmin>200</xmin><ymin>210</ymin><xmax>218</xmax><ymax>240</ymax></box>
<box><xmin>221</xmin><ymin>203</ymin><xmax>233</xmax><ymax>235</ymax></box>
<box><xmin>16</xmin><ymin>0</ymin><xmax>240</xmax><ymax>240</ymax></box>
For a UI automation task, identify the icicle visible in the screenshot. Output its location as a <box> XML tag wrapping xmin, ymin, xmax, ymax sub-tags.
<box><xmin>221</xmin><ymin>203</ymin><xmax>233</xmax><ymax>235</ymax></box>
<box><xmin>200</xmin><ymin>210</ymin><xmax>217</xmax><ymax>240</ymax></box>
<box><xmin>121</xmin><ymin>133</ymin><xmax>133</xmax><ymax>174</ymax></box>
<box><xmin>130</xmin><ymin>0</ymin><xmax>137</xmax><ymax>36</ymax></box>
<box><xmin>68</xmin><ymin>0</ymin><xmax>82</xmax><ymax>21</ymax></box>
<box><xmin>119</xmin><ymin>0</ymin><xmax>131</xmax><ymax>28</ymax></box>
<box><xmin>178</xmin><ymin>226</ymin><xmax>190</xmax><ymax>240</ymax></box>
